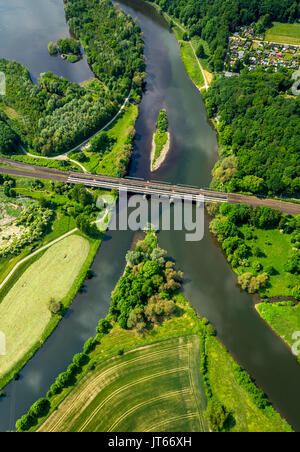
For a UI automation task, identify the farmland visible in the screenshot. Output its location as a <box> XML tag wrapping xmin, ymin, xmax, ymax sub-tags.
<box><xmin>0</xmin><ymin>234</ymin><xmax>90</xmax><ymax>382</ymax></box>
<box><xmin>39</xmin><ymin>335</ymin><xmax>208</xmax><ymax>432</ymax></box>
<box><xmin>31</xmin><ymin>285</ymin><xmax>292</xmax><ymax>433</ymax></box>
<box><xmin>265</xmin><ymin>22</ymin><xmax>300</xmax><ymax>45</ymax></box>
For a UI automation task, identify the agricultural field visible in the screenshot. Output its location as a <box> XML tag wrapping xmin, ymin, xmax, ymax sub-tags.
<box><xmin>179</xmin><ymin>42</ymin><xmax>204</xmax><ymax>88</ymax></box>
<box><xmin>206</xmin><ymin>336</ymin><xmax>292</xmax><ymax>432</ymax></box>
<box><xmin>0</xmin><ymin>174</ymin><xmax>111</xmax><ymax>389</ymax></box>
<box><xmin>39</xmin><ymin>336</ymin><xmax>208</xmax><ymax>432</ymax></box>
<box><xmin>257</xmin><ymin>301</ymin><xmax>300</xmax><ymax>351</ymax></box>
<box><xmin>0</xmin><ymin>234</ymin><xmax>89</xmax><ymax>382</ymax></box>
<box><xmin>30</xmin><ymin>291</ymin><xmax>292</xmax><ymax>433</ymax></box>
<box><xmin>265</xmin><ymin>22</ymin><xmax>300</xmax><ymax>45</ymax></box>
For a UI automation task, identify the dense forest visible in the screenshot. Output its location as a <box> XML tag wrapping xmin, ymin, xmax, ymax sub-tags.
<box><xmin>0</xmin><ymin>0</ymin><xmax>144</xmax><ymax>156</ymax></box>
<box><xmin>204</xmin><ymin>69</ymin><xmax>300</xmax><ymax>196</ymax></box>
<box><xmin>150</xmin><ymin>0</ymin><xmax>300</xmax><ymax>70</ymax></box>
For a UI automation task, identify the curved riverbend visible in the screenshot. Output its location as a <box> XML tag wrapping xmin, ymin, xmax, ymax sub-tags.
<box><xmin>0</xmin><ymin>0</ymin><xmax>300</xmax><ymax>432</ymax></box>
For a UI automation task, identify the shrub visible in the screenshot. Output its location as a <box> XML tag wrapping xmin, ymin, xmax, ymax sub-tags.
<box><xmin>205</xmin><ymin>400</ymin><xmax>229</xmax><ymax>432</ymax></box>
<box><xmin>48</xmin><ymin>298</ymin><xmax>62</xmax><ymax>315</ymax></box>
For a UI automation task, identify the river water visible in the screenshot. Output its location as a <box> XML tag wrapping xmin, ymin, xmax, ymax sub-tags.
<box><xmin>0</xmin><ymin>0</ymin><xmax>93</xmax><ymax>83</ymax></box>
<box><xmin>0</xmin><ymin>0</ymin><xmax>300</xmax><ymax>432</ymax></box>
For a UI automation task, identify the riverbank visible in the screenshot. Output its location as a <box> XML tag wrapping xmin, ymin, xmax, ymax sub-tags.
<box><xmin>151</xmin><ymin>131</ymin><xmax>170</xmax><ymax>171</ymax></box>
<box><xmin>17</xmin><ymin>233</ymin><xmax>292</xmax><ymax>432</ymax></box>
<box><xmin>256</xmin><ymin>301</ymin><xmax>300</xmax><ymax>363</ymax></box>
<box><xmin>0</xmin><ymin>177</ymin><xmax>114</xmax><ymax>392</ymax></box>
<box><xmin>148</xmin><ymin>2</ymin><xmax>211</xmax><ymax>90</ymax></box>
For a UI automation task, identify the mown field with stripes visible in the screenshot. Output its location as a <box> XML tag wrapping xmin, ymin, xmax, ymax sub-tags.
<box><xmin>38</xmin><ymin>335</ymin><xmax>208</xmax><ymax>432</ymax></box>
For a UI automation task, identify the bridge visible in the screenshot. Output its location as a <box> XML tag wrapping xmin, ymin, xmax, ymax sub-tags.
<box><xmin>0</xmin><ymin>156</ymin><xmax>299</xmax><ymax>215</ymax></box>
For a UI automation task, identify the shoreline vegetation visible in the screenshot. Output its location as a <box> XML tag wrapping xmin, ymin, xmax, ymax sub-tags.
<box><xmin>151</xmin><ymin>109</ymin><xmax>170</xmax><ymax>171</ymax></box>
<box><xmin>255</xmin><ymin>301</ymin><xmax>300</xmax><ymax>363</ymax></box>
<box><xmin>0</xmin><ymin>174</ymin><xmax>115</xmax><ymax>392</ymax></box>
<box><xmin>48</xmin><ymin>38</ymin><xmax>81</xmax><ymax>63</ymax></box>
<box><xmin>207</xmin><ymin>200</ymin><xmax>300</xmax><ymax>363</ymax></box>
<box><xmin>148</xmin><ymin>2</ymin><xmax>211</xmax><ymax>90</ymax></box>
<box><xmin>15</xmin><ymin>232</ymin><xmax>292</xmax><ymax>432</ymax></box>
<box><xmin>0</xmin><ymin>0</ymin><xmax>145</xmax><ymax>158</ymax></box>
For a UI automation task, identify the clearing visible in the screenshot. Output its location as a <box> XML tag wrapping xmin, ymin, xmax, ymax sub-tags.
<box><xmin>179</xmin><ymin>41</ymin><xmax>205</xmax><ymax>88</ymax></box>
<box><xmin>206</xmin><ymin>336</ymin><xmax>292</xmax><ymax>432</ymax></box>
<box><xmin>257</xmin><ymin>301</ymin><xmax>300</xmax><ymax>351</ymax></box>
<box><xmin>0</xmin><ymin>234</ymin><xmax>90</xmax><ymax>380</ymax></box>
<box><xmin>265</xmin><ymin>22</ymin><xmax>300</xmax><ymax>45</ymax></box>
<box><xmin>38</xmin><ymin>335</ymin><xmax>208</xmax><ymax>432</ymax></box>
<box><xmin>77</xmin><ymin>103</ymin><xmax>138</xmax><ymax>175</ymax></box>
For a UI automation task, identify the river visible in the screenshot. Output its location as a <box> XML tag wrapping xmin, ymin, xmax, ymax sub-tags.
<box><xmin>0</xmin><ymin>0</ymin><xmax>93</xmax><ymax>83</ymax></box>
<box><xmin>0</xmin><ymin>0</ymin><xmax>300</xmax><ymax>432</ymax></box>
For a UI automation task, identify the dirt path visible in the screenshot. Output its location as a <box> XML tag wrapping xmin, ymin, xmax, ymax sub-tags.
<box><xmin>20</xmin><ymin>88</ymin><xmax>133</xmax><ymax>171</ymax></box>
<box><xmin>164</xmin><ymin>13</ymin><xmax>208</xmax><ymax>90</ymax></box>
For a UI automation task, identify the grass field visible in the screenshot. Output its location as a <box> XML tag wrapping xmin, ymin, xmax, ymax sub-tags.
<box><xmin>257</xmin><ymin>301</ymin><xmax>300</xmax><ymax>350</ymax></box>
<box><xmin>240</xmin><ymin>226</ymin><xmax>298</xmax><ymax>297</ymax></box>
<box><xmin>206</xmin><ymin>336</ymin><xmax>292</xmax><ymax>432</ymax></box>
<box><xmin>0</xmin><ymin>235</ymin><xmax>90</xmax><ymax>380</ymax></box>
<box><xmin>32</xmin><ymin>292</ymin><xmax>292</xmax><ymax>433</ymax></box>
<box><xmin>265</xmin><ymin>22</ymin><xmax>300</xmax><ymax>45</ymax></box>
<box><xmin>39</xmin><ymin>335</ymin><xmax>208</xmax><ymax>432</ymax></box>
<box><xmin>219</xmin><ymin>220</ymin><xmax>298</xmax><ymax>298</ymax></box>
<box><xmin>77</xmin><ymin>103</ymin><xmax>138</xmax><ymax>175</ymax></box>
<box><xmin>179</xmin><ymin>42</ymin><xmax>205</xmax><ymax>88</ymax></box>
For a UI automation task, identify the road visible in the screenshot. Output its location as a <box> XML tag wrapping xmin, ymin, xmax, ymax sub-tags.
<box><xmin>0</xmin><ymin>157</ymin><xmax>299</xmax><ymax>215</ymax></box>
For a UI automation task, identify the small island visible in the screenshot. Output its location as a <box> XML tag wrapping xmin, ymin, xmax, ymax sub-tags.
<box><xmin>48</xmin><ymin>37</ymin><xmax>81</xmax><ymax>63</ymax></box>
<box><xmin>151</xmin><ymin>109</ymin><xmax>170</xmax><ymax>171</ymax></box>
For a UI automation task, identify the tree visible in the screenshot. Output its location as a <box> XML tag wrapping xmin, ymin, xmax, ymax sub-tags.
<box><xmin>127</xmin><ymin>307</ymin><xmax>146</xmax><ymax>334</ymax></box>
<box><xmin>16</xmin><ymin>413</ymin><xmax>34</xmax><ymax>432</ymax></box>
<box><xmin>57</xmin><ymin>38</ymin><xmax>81</xmax><ymax>55</ymax></box>
<box><xmin>126</xmin><ymin>250</ymin><xmax>144</xmax><ymax>266</ymax></box>
<box><xmin>48</xmin><ymin>42</ymin><xmax>58</xmax><ymax>55</ymax></box>
<box><xmin>196</xmin><ymin>44</ymin><xmax>205</xmax><ymax>59</ymax></box>
<box><xmin>73</xmin><ymin>353</ymin><xmax>89</xmax><ymax>367</ymax></box>
<box><xmin>205</xmin><ymin>400</ymin><xmax>229</xmax><ymax>432</ymax></box>
<box><xmin>96</xmin><ymin>319</ymin><xmax>111</xmax><ymax>334</ymax></box>
<box><xmin>0</xmin><ymin>122</ymin><xmax>19</xmax><ymax>154</ymax></box>
<box><xmin>48</xmin><ymin>298</ymin><xmax>62</xmax><ymax>315</ymax></box>
<box><xmin>284</xmin><ymin>253</ymin><xmax>300</xmax><ymax>274</ymax></box>
<box><xmin>29</xmin><ymin>398</ymin><xmax>50</xmax><ymax>418</ymax></box>
<box><xmin>89</xmin><ymin>132</ymin><xmax>112</xmax><ymax>154</ymax></box>
<box><xmin>76</xmin><ymin>214</ymin><xmax>91</xmax><ymax>235</ymax></box>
